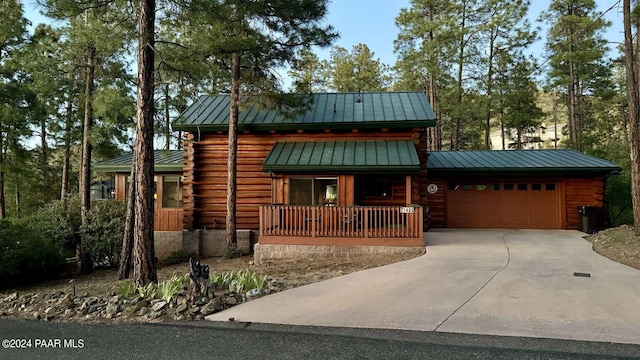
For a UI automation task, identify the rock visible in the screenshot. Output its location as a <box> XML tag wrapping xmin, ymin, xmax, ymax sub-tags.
<box><xmin>109</xmin><ymin>295</ymin><xmax>122</xmax><ymax>304</ymax></box>
<box><xmin>64</xmin><ymin>309</ymin><xmax>76</xmax><ymax>317</ymax></box>
<box><xmin>189</xmin><ymin>306</ymin><xmax>201</xmax><ymax>315</ymax></box>
<box><xmin>106</xmin><ymin>303</ymin><xmax>120</xmax><ymax>315</ymax></box>
<box><xmin>226</xmin><ymin>297</ymin><xmax>237</xmax><ymax>306</ymax></box>
<box><xmin>59</xmin><ymin>294</ymin><xmax>75</xmax><ymax>309</ymax></box>
<box><xmin>263</xmin><ymin>288</ymin><xmax>272</xmax><ymax>295</ymax></box>
<box><xmin>44</xmin><ymin>306</ymin><xmax>56</xmax><ymax>315</ymax></box>
<box><xmin>196</xmin><ymin>314</ymin><xmax>204</xmax><ymax>320</ymax></box>
<box><xmin>133</xmin><ymin>299</ymin><xmax>148</xmax><ymax>312</ymax></box>
<box><xmin>33</xmin><ymin>312</ymin><xmax>41</xmax><ymax>320</ymax></box>
<box><xmin>176</xmin><ymin>295</ymin><xmax>187</xmax><ymax>306</ymax></box>
<box><xmin>136</xmin><ymin>307</ymin><xmax>148</xmax><ymax>317</ymax></box>
<box><xmin>147</xmin><ymin>311</ymin><xmax>162</xmax><ymax>320</ymax></box>
<box><xmin>105</xmin><ymin>313</ymin><xmax>115</xmax><ymax>319</ymax></box>
<box><xmin>200</xmin><ymin>303</ymin><xmax>216</xmax><ymax>316</ymax></box>
<box><xmin>246</xmin><ymin>288</ymin><xmax>261</xmax><ymax>300</ymax></box>
<box><xmin>174</xmin><ymin>315</ymin><xmax>185</xmax><ymax>321</ymax></box>
<box><xmin>152</xmin><ymin>301</ymin><xmax>167</xmax><ymax>312</ymax></box>
<box><xmin>175</xmin><ymin>303</ymin><xmax>188</xmax><ymax>314</ymax></box>
<box><xmin>87</xmin><ymin>305</ymin><xmax>99</xmax><ymax>315</ymax></box>
<box><xmin>4</xmin><ymin>292</ymin><xmax>19</xmax><ymax>303</ymax></box>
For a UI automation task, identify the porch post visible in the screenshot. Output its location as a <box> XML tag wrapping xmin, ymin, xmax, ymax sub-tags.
<box><xmin>405</xmin><ymin>175</ymin><xmax>412</xmax><ymax>205</ymax></box>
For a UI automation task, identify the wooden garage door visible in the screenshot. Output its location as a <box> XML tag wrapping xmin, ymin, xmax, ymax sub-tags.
<box><xmin>446</xmin><ymin>181</ymin><xmax>562</xmax><ymax>229</ymax></box>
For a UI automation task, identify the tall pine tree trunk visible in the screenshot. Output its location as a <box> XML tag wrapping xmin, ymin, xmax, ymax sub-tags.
<box><xmin>484</xmin><ymin>30</ymin><xmax>496</xmax><ymax>150</ymax></box>
<box><xmin>164</xmin><ymin>83</ymin><xmax>171</xmax><ymax>151</ymax></box>
<box><xmin>133</xmin><ymin>0</ymin><xmax>157</xmax><ymax>287</ymax></box>
<box><xmin>623</xmin><ymin>0</ymin><xmax>640</xmax><ymax>236</ymax></box>
<box><xmin>0</xmin><ymin>124</ymin><xmax>5</xmax><ymax>219</ymax></box>
<box><xmin>118</xmin><ymin>164</ymin><xmax>136</xmax><ymax>280</ymax></box>
<box><xmin>79</xmin><ymin>44</ymin><xmax>96</xmax><ymax>274</ymax></box>
<box><xmin>61</xmin><ymin>97</ymin><xmax>73</xmax><ymax>202</ymax></box>
<box><xmin>226</xmin><ymin>51</ymin><xmax>240</xmax><ymax>249</ymax></box>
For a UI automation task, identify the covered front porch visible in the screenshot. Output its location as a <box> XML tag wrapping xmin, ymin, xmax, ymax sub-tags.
<box><xmin>259</xmin><ymin>205</ymin><xmax>424</xmax><ymax>246</ymax></box>
<box><xmin>259</xmin><ymin>140</ymin><xmax>426</xmax><ymax>247</ymax></box>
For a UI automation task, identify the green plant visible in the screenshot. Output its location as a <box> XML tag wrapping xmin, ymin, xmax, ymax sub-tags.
<box><xmin>137</xmin><ymin>283</ymin><xmax>157</xmax><ymax>299</ymax></box>
<box><xmin>224</xmin><ymin>246</ymin><xmax>243</xmax><ymax>259</ymax></box>
<box><xmin>26</xmin><ymin>195</ymin><xmax>82</xmax><ymax>252</ymax></box>
<box><xmin>209</xmin><ymin>273</ymin><xmax>225</xmax><ymax>288</ymax></box>
<box><xmin>162</xmin><ymin>250</ymin><xmax>198</xmax><ymax>265</ymax></box>
<box><xmin>0</xmin><ymin>219</ymin><xmax>66</xmax><ymax>288</ymax></box>
<box><xmin>253</xmin><ymin>274</ymin><xmax>268</xmax><ymax>290</ymax></box>
<box><xmin>169</xmin><ymin>273</ymin><xmax>190</xmax><ymax>289</ymax></box>
<box><xmin>116</xmin><ymin>281</ymin><xmax>136</xmax><ymax>298</ymax></box>
<box><xmin>157</xmin><ymin>280</ymin><xmax>180</xmax><ymax>302</ymax></box>
<box><xmin>81</xmin><ymin>200</ymin><xmax>126</xmax><ymax>266</ymax></box>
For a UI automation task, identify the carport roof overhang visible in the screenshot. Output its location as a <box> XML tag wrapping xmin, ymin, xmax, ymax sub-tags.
<box><xmin>427</xmin><ymin>149</ymin><xmax>621</xmax><ymax>178</ymax></box>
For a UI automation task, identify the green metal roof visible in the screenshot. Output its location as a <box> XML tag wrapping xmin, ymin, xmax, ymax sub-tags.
<box><xmin>427</xmin><ymin>149</ymin><xmax>621</xmax><ymax>177</ymax></box>
<box><xmin>94</xmin><ymin>150</ymin><xmax>183</xmax><ymax>173</ymax></box>
<box><xmin>173</xmin><ymin>91</ymin><xmax>436</xmax><ymax>132</ymax></box>
<box><xmin>263</xmin><ymin>140</ymin><xmax>421</xmax><ymax>173</ymax></box>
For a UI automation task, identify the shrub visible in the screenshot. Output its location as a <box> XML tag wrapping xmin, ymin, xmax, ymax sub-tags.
<box><xmin>81</xmin><ymin>199</ymin><xmax>126</xmax><ymax>266</ymax></box>
<box><xmin>224</xmin><ymin>246</ymin><xmax>243</xmax><ymax>259</ymax></box>
<box><xmin>27</xmin><ymin>195</ymin><xmax>82</xmax><ymax>252</ymax></box>
<box><xmin>0</xmin><ymin>219</ymin><xmax>65</xmax><ymax>288</ymax></box>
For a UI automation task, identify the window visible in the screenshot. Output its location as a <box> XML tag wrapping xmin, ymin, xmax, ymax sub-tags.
<box><xmin>503</xmin><ymin>184</ymin><xmax>514</xmax><ymax>190</ymax></box>
<box><xmin>532</xmin><ymin>183</ymin><xmax>542</xmax><ymax>191</ymax></box>
<box><xmin>359</xmin><ymin>176</ymin><xmax>394</xmax><ymax>198</ymax></box>
<box><xmin>290</xmin><ymin>177</ymin><xmax>337</xmax><ymax>206</ymax></box>
<box><xmin>476</xmin><ymin>184</ymin><xmax>486</xmax><ymax>191</ymax></box>
<box><xmin>489</xmin><ymin>184</ymin><xmax>500</xmax><ymax>190</ymax></box>
<box><xmin>545</xmin><ymin>183</ymin><xmax>556</xmax><ymax>191</ymax></box>
<box><xmin>162</xmin><ymin>176</ymin><xmax>183</xmax><ymax>208</ymax></box>
<box><xmin>448</xmin><ymin>183</ymin><xmax>459</xmax><ymax>191</ymax></box>
<box><xmin>462</xmin><ymin>184</ymin><xmax>473</xmax><ymax>190</ymax></box>
<box><xmin>517</xmin><ymin>183</ymin><xmax>528</xmax><ymax>191</ymax></box>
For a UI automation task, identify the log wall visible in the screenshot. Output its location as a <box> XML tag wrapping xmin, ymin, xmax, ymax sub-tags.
<box><xmin>424</xmin><ymin>178</ymin><xmax>447</xmax><ymax>228</ymax></box>
<box><xmin>183</xmin><ymin>130</ymin><xmax>426</xmax><ymax>231</ymax></box>
<box><xmin>564</xmin><ymin>177</ymin><xmax>605</xmax><ymax>230</ymax></box>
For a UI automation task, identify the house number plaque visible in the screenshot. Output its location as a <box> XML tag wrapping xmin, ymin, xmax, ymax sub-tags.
<box><xmin>427</xmin><ymin>183</ymin><xmax>438</xmax><ymax>194</ymax></box>
<box><xmin>400</xmin><ymin>207</ymin><xmax>415</xmax><ymax>213</ymax></box>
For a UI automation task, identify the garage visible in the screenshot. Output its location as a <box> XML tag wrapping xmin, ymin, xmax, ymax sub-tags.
<box><xmin>425</xmin><ymin>150</ymin><xmax>621</xmax><ymax>230</ymax></box>
<box><xmin>446</xmin><ymin>180</ymin><xmax>561</xmax><ymax>229</ymax></box>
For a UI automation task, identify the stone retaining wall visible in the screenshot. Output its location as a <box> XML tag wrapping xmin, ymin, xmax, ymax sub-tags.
<box><xmin>180</xmin><ymin>229</ymin><xmax>256</xmax><ymax>258</ymax></box>
<box><xmin>154</xmin><ymin>231</ymin><xmax>184</xmax><ymax>261</ymax></box>
<box><xmin>253</xmin><ymin>243</ymin><xmax>426</xmax><ymax>263</ymax></box>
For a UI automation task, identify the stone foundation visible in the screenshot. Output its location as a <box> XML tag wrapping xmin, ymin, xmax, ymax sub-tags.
<box><xmin>154</xmin><ymin>231</ymin><xmax>184</xmax><ymax>261</ymax></box>
<box><xmin>253</xmin><ymin>243</ymin><xmax>426</xmax><ymax>263</ymax></box>
<box><xmin>180</xmin><ymin>229</ymin><xmax>256</xmax><ymax>258</ymax></box>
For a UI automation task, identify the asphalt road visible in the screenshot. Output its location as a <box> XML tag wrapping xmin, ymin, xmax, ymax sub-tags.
<box><xmin>1</xmin><ymin>319</ymin><xmax>639</xmax><ymax>360</ymax></box>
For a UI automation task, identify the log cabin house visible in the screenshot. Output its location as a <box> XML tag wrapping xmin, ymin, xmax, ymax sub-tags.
<box><xmin>172</xmin><ymin>91</ymin><xmax>436</xmax><ymax>249</ymax></box>
<box><xmin>94</xmin><ymin>150</ymin><xmax>185</xmax><ymax>232</ymax></box>
<box><xmin>95</xmin><ymin>91</ymin><xmax>620</xmax><ymax>258</ymax></box>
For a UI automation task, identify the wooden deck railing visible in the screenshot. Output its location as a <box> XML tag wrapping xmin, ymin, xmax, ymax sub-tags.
<box><xmin>154</xmin><ymin>208</ymin><xmax>184</xmax><ymax>231</ymax></box>
<box><xmin>259</xmin><ymin>205</ymin><xmax>424</xmax><ymax>246</ymax></box>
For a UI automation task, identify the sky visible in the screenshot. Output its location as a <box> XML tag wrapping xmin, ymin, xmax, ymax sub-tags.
<box><xmin>22</xmin><ymin>0</ymin><xmax>626</xmax><ymax>84</ymax></box>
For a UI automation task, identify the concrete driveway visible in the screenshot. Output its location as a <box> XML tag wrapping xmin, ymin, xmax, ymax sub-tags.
<box><xmin>207</xmin><ymin>230</ymin><xmax>640</xmax><ymax>344</ymax></box>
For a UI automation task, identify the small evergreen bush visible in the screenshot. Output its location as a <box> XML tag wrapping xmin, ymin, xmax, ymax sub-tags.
<box><xmin>0</xmin><ymin>219</ymin><xmax>65</xmax><ymax>288</ymax></box>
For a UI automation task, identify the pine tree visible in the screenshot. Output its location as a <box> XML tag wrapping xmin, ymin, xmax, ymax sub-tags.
<box><xmin>542</xmin><ymin>0</ymin><xmax>612</xmax><ymax>151</ymax></box>
<box><xmin>186</xmin><ymin>0</ymin><xmax>337</xmax><ymax>250</ymax></box>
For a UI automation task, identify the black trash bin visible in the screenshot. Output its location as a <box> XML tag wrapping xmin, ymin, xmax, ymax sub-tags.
<box><xmin>578</xmin><ymin>206</ymin><xmax>601</xmax><ymax>234</ymax></box>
